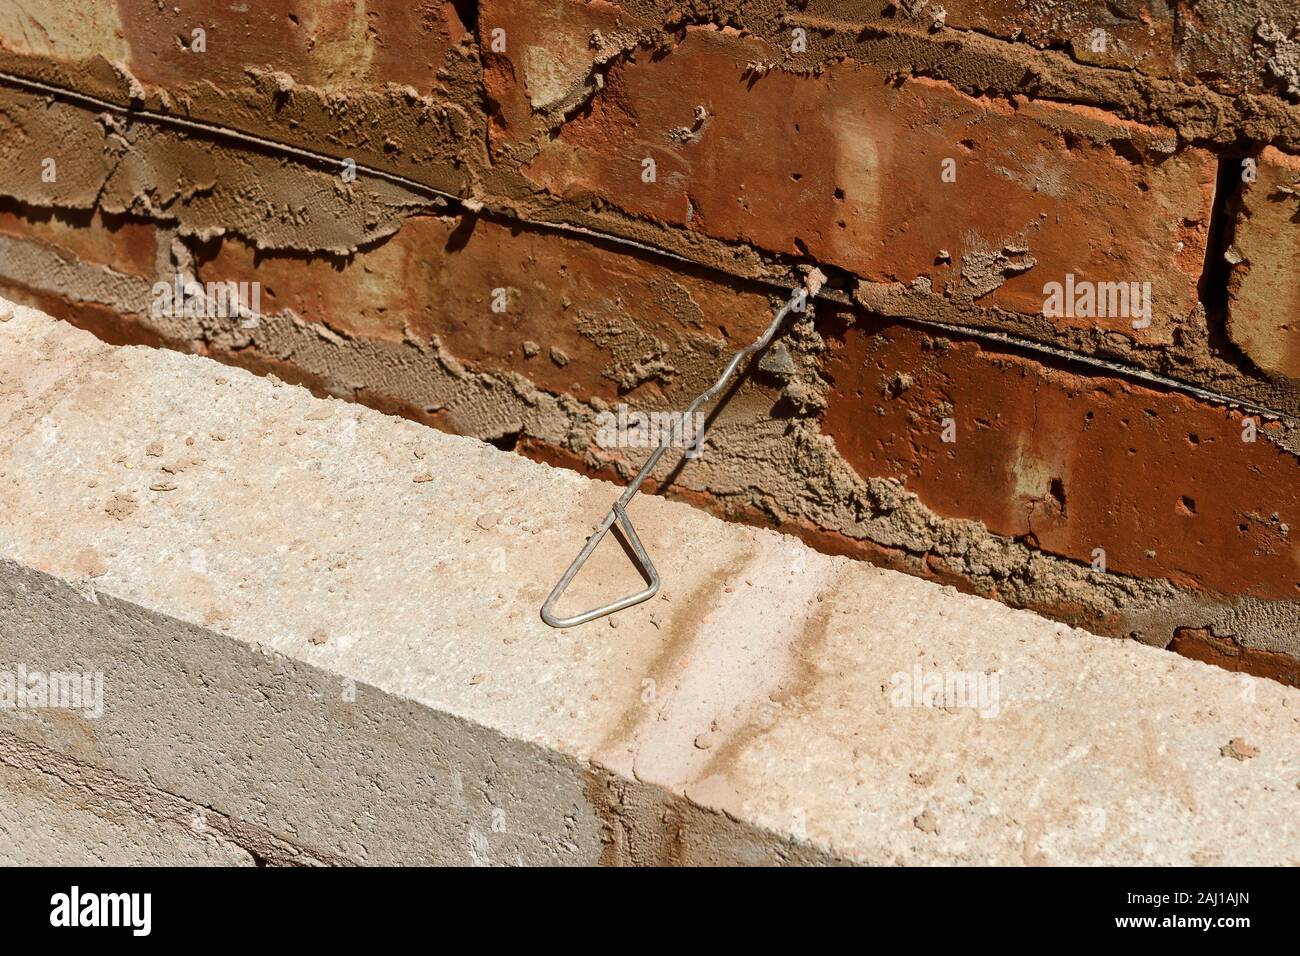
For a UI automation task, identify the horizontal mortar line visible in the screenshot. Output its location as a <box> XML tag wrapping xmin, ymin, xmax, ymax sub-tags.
<box><xmin>0</xmin><ymin>70</ymin><xmax>713</xmax><ymax>266</ymax></box>
<box><xmin>0</xmin><ymin>70</ymin><xmax>464</xmax><ymax>203</ymax></box>
<box><xmin>901</xmin><ymin>315</ymin><xmax>1294</xmax><ymax>421</ymax></box>
<box><xmin>789</xmin><ymin>15</ymin><xmax>1127</xmax><ymax>75</ymax></box>
<box><xmin>2</xmin><ymin>70</ymin><xmax>1295</xmax><ymax>425</ymax></box>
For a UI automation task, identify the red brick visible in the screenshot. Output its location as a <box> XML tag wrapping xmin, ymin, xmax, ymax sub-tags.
<box><xmin>1170</xmin><ymin>627</ymin><xmax>1300</xmax><ymax>686</ymax></box>
<box><xmin>821</xmin><ymin>315</ymin><xmax>1300</xmax><ymax>602</ymax></box>
<box><xmin>0</xmin><ymin>207</ymin><xmax>156</xmax><ymax>279</ymax></box>
<box><xmin>510</xmin><ymin>25</ymin><xmax>1214</xmax><ymax>337</ymax></box>
<box><xmin>1228</xmin><ymin>147</ymin><xmax>1300</xmax><ymax>383</ymax></box>
<box><xmin>194</xmin><ymin>213</ymin><xmax>776</xmax><ymax>408</ymax></box>
<box><xmin>481</xmin><ymin>0</ymin><xmax>624</xmax><ymax>156</ymax></box>
<box><xmin>0</xmin><ymin>1</ymin><xmax>479</xmax><ymax>198</ymax></box>
<box><xmin>0</xmin><ymin>0</ymin><xmax>467</xmax><ymax>93</ymax></box>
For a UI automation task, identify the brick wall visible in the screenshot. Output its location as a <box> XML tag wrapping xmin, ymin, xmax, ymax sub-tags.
<box><xmin>0</xmin><ymin>0</ymin><xmax>1296</xmax><ymax>678</ymax></box>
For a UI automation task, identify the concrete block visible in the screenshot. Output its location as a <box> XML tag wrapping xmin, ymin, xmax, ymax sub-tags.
<box><xmin>1</xmin><ymin>297</ymin><xmax>1298</xmax><ymax>865</ymax></box>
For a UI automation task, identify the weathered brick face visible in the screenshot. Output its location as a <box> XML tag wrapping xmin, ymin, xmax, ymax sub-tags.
<box><xmin>0</xmin><ymin>0</ymin><xmax>467</xmax><ymax>90</ymax></box>
<box><xmin>0</xmin><ymin>207</ymin><xmax>156</xmax><ymax>280</ymax></box>
<box><xmin>516</xmin><ymin>27</ymin><xmax>1214</xmax><ymax>335</ymax></box>
<box><xmin>481</xmin><ymin>0</ymin><xmax>624</xmax><ymax>157</ymax></box>
<box><xmin>821</xmin><ymin>318</ymin><xmax>1299</xmax><ymax>602</ymax></box>
<box><xmin>1229</xmin><ymin>147</ymin><xmax>1300</xmax><ymax>383</ymax></box>
<box><xmin>192</xmin><ymin>213</ymin><xmax>777</xmax><ymax>408</ymax></box>
<box><xmin>0</xmin><ymin>0</ymin><xmax>1297</xmax><ymax>680</ymax></box>
<box><xmin>0</xmin><ymin>0</ymin><xmax>483</xmax><ymax>198</ymax></box>
<box><xmin>474</xmin><ymin>0</ymin><xmax>1294</xmax><ymax>419</ymax></box>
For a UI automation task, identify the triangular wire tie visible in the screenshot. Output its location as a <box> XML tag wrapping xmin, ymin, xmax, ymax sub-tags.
<box><xmin>540</xmin><ymin>278</ymin><xmax>821</xmax><ymax>628</ymax></box>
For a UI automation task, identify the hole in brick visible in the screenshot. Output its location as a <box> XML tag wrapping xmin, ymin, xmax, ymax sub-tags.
<box><xmin>834</xmin><ymin>187</ymin><xmax>846</xmax><ymax>201</ymax></box>
<box><xmin>1177</xmin><ymin>496</ymin><xmax>1198</xmax><ymax>516</ymax></box>
<box><xmin>487</xmin><ymin>430</ymin><xmax>521</xmax><ymax>452</ymax></box>
<box><xmin>445</xmin><ymin>215</ymin><xmax>477</xmax><ymax>253</ymax></box>
<box><xmin>791</xmin><ymin>172</ymin><xmax>803</xmax><ymax>182</ymax></box>
<box><xmin>1187</xmin><ymin>432</ymin><xmax>1201</xmax><ymax>446</ymax></box>
<box><xmin>1112</xmin><ymin>139</ymin><xmax>1144</xmax><ymax>166</ymax></box>
<box><xmin>1048</xmin><ymin>478</ymin><xmax>1066</xmax><ymax>516</ymax></box>
<box><xmin>451</xmin><ymin>0</ymin><xmax>478</xmax><ymax>32</ymax></box>
<box><xmin>1199</xmin><ymin>153</ymin><xmax>1257</xmax><ymax>378</ymax></box>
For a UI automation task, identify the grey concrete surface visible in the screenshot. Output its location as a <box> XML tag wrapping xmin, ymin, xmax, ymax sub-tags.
<box><xmin>0</xmin><ymin>734</ymin><xmax>254</xmax><ymax>866</ymax></box>
<box><xmin>0</xmin><ymin>296</ymin><xmax>1297</xmax><ymax>865</ymax></box>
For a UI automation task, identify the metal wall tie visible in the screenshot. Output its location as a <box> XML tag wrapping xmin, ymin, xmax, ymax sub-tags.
<box><xmin>541</xmin><ymin>274</ymin><xmax>823</xmax><ymax>628</ymax></box>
